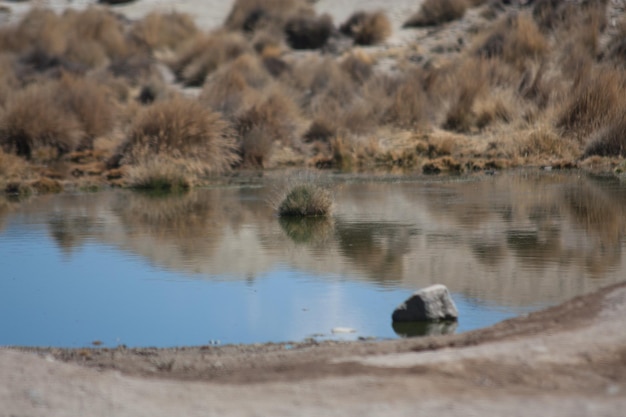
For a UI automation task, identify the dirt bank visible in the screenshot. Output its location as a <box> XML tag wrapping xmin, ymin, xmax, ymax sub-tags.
<box><xmin>3</xmin><ymin>281</ymin><xmax>625</xmax><ymax>416</ymax></box>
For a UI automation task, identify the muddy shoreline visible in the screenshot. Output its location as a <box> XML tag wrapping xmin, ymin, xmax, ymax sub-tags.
<box><xmin>2</xmin><ymin>281</ymin><xmax>625</xmax><ymax>416</ymax></box>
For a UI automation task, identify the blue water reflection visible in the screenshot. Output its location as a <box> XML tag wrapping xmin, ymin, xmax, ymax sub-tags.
<box><xmin>1</xmin><ymin>171</ymin><xmax>624</xmax><ymax>347</ymax></box>
<box><xmin>0</xmin><ymin>230</ymin><xmax>522</xmax><ymax>348</ymax></box>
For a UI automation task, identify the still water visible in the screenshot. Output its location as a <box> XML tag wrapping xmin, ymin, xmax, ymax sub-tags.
<box><xmin>1</xmin><ymin>171</ymin><xmax>625</xmax><ymax>347</ymax></box>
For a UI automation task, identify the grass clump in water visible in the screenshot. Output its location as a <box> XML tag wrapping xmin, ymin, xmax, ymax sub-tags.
<box><xmin>277</xmin><ymin>183</ymin><xmax>332</xmax><ymax>217</ymax></box>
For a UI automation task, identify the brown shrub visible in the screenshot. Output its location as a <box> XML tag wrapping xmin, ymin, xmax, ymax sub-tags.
<box><xmin>235</xmin><ymin>87</ymin><xmax>302</xmax><ymax>165</ymax></box>
<box><xmin>0</xmin><ymin>7</ymin><xmax>135</xmax><ymax>71</ymax></box>
<box><xmin>276</xmin><ymin>181</ymin><xmax>333</xmax><ymax>217</ymax></box>
<box><xmin>224</xmin><ymin>0</ymin><xmax>314</xmax><ymax>32</ymax></box>
<box><xmin>583</xmin><ymin>114</ymin><xmax>626</xmax><ymax>158</ymax></box>
<box><xmin>284</xmin><ymin>13</ymin><xmax>334</xmax><ymax>50</ymax></box>
<box><xmin>130</xmin><ymin>11</ymin><xmax>199</xmax><ymax>50</ymax></box>
<box><xmin>340</xmin><ymin>52</ymin><xmax>374</xmax><ymax>84</ymax></box>
<box><xmin>55</xmin><ymin>75</ymin><xmax>117</xmax><ymax>147</ymax></box>
<box><xmin>125</xmin><ymin>156</ymin><xmax>193</xmax><ymax>192</ymax></box>
<box><xmin>121</xmin><ymin>97</ymin><xmax>238</xmax><ymax>174</ymax></box>
<box><xmin>340</xmin><ymin>11</ymin><xmax>391</xmax><ymax>45</ymax></box>
<box><xmin>379</xmin><ymin>70</ymin><xmax>429</xmax><ymax>129</ymax></box>
<box><xmin>556</xmin><ymin>67</ymin><xmax>625</xmax><ymax>140</ymax></box>
<box><xmin>443</xmin><ymin>59</ymin><xmax>488</xmax><ymax>132</ymax></box>
<box><xmin>170</xmin><ymin>32</ymin><xmax>252</xmax><ymax>86</ymax></box>
<box><xmin>200</xmin><ymin>54</ymin><xmax>273</xmax><ymax>116</ymax></box>
<box><xmin>518</xmin><ymin>125</ymin><xmax>579</xmax><ymax>159</ymax></box>
<box><xmin>404</xmin><ymin>0</ymin><xmax>468</xmax><ymax>27</ymax></box>
<box><xmin>0</xmin><ymin>149</ymin><xmax>30</xmax><ymax>181</ymax></box>
<box><xmin>0</xmin><ymin>83</ymin><xmax>83</xmax><ymax>159</ymax></box>
<box><xmin>475</xmin><ymin>13</ymin><xmax>548</xmax><ymax>69</ymax></box>
<box><xmin>62</xmin><ymin>7</ymin><xmax>131</xmax><ymax>60</ymax></box>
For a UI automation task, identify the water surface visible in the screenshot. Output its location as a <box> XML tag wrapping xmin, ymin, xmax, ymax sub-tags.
<box><xmin>1</xmin><ymin>171</ymin><xmax>624</xmax><ymax>347</ymax></box>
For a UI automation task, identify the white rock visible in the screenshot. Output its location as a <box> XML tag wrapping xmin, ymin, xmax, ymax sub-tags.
<box><xmin>392</xmin><ymin>284</ymin><xmax>458</xmax><ymax>322</ymax></box>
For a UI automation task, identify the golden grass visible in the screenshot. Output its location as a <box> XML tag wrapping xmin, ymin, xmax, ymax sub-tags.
<box><xmin>120</xmin><ymin>97</ymin><xmax>239</xmax><ymax>174</ymax></box>
<box><xmin>130</xmin><ymin>11</ymin><xmax>199</xmax><ymax>50</ymax></box>
<box><xmin>474</xmin><ymin>13</ymin><xmax>548</xmax><ymax>69</ymax></box>
<box><xmin>125</xmin><ymin>156</ymin><xmax>192</xmax><ymax>192</ymax></box>
<box><xmin>0</xmin><ymin>83</ymin><xmax>84</xmax><ymax>160</ymax></box>
<box><xmin>584</xmin><ymin>114</ymin><xmax>626</xmax><ymax>158</ymax></box>
<box><xmin>235</xmin><ymin>85</ymin><xmax>302</xmax><ymax>166</ymax></box>
<box><xmin>170</xmin><ymin>31</ymin><xmax>252</xmax><ymax>86</ymax></box>
<box><xmin>556</xmin><ymin>67</ymin><xmax>626</xmax><ymax>141</ymax></box>
<box><xmin>55</xmin><ymin>74</ymin><xmax>117</xmax><ymax>145</ymax></box>
<box><xmin>340</xmin><ymin>11</ymin><xmax>391</xmax><ymax>46</ymax></box>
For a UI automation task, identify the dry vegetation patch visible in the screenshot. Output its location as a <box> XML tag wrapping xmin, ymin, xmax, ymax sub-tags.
<box><xmin>404</xmin><ymin>0</ymin><xmax>468</xmax><ymax>27</ymax></box>
<box><xmin>120</xmin><ymin>97</ymin><xmax>238</xmax><ymax>175</ymax></box>
<box><xmin>340</xmin><ymin>11</ymin><xmax>391</xmax><ymax>46</ymax></box>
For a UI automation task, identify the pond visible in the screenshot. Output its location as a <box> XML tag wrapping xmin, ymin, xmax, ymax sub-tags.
<box><xmin>1</xmin><ymin>170</ymin><xmax>625</xmax><ymax>348</ymax></box>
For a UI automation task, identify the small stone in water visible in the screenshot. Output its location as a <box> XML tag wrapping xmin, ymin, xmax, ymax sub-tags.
<box><xmin>331</xmin><ymin>327</ymin><xmax>356</xmax><ymax>334</ymax></box>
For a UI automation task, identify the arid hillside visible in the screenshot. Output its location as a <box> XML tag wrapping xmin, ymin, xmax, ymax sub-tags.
<box><xmin>0</xmin><ymin>0</ymin><xmax>625</xmax><ymax>194</ymax></box>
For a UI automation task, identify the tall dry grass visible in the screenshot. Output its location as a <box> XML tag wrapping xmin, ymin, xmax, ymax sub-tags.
<box><xmin>0</xmin><ymin>83</ymin><xmax>83</xmax><ymax>159</ymax></box>
<box><xmin>556</xmin><ymin>67</ymin><xmax>625</xmax><ymax>141</ymax></box>
<box><xmin>120</xmin><ymin>97</ymin><xmax>239</xmax><ymax>174</ymax></box>
<box><xmin>474</xmin><ymin>13</ymin><xmax>548</xmax><ymax>69</ymax></box>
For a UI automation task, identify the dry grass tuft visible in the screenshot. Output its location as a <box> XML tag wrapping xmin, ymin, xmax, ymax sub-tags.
<box><xmin>30</xmin><ymin>177</ymin><xmax>63</xmax><ymax>194</ymax></box>
<box><xmin>340</xmin><ymin>51</ymin><xmax>374</xmax><ymax>84</ymax></box>
<box><xmin>404</xmin><ymin>0</ymin><xmax>468</xmax><ymax>28</ymax></box>
<box><xmin>130</xmin><ymin>11</ymin><xmax>199</xmax><ymax>50</ymax></box>
<box><xmin>125</xmin><ymin>157</ymin><xmax>192</xmax><ymax>192</ymax></box>
<box><xmin>340</xmin><ymin>11</ymin><xmax>391</xmax><ymax>45</ymax></box>
<box><xmin>0</xmin><ymin>83</ymin><xmax>84</xmax><ymax>159</ymax></box>
<box><xmin>55</xmin><ymin>74</ymin><xmax>117</xmax><ymax>147</ymax></box>
<box><xmin>120</xmin><ymin>97</ymin><xmax>238</xmax><ymax>174</ymax></box>
<box><xmin>583</xmin><ymin>114</ymin><xmax>626</xmax><ymax>158</ymax></box>
<box><xmin>200</xmin><ymin>53</ymin><xmax>273</xmax><ymax>116</ymax></box>
<box><xmin>235</xmin><ymin>87</ymin><xmax>302</xmax><ymax>166</ymax></box>
<box><xmin>518</xmin><ymin>125</ymin><xmax>579</xmax><ymax>160</ymax></box>
<box><xmin>0</xmin><ymin>149</ymin><xmax>30</xmax><ymax>182</ymax></box>
<box><xmin>171</xmin><ymin>31</ymin><xmax>252</xmax><ymax>87</ymax></box>
<box><xmin>277</xmin><ymin>182</ymin><xmax>332</xmax><ymax>217</ymax></box>
<box><xmin>379</xmin><ymin>70</ymin><xmax>429</xmax><ymax>129</ymax></box>
<box><xmin>474</xmin><ymin>13</ymin><xmax>548</xmax><ymax>69</ymax></box>
<box><xmin>224</xmin><ymin>0</ymin><xmax>314</xmax><ymax>32</ymax></box>
<box><xmin>556</xmin><ymin>67</ymin><xmax>625</xmax><ymax>140</ymax></box>
<box><xmin>443</xmin><ymin>58</ymin><xmax>488</xmax><ymax>132</ymax></box>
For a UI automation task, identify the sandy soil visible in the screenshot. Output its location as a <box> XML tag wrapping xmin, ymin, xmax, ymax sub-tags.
<box><xmin>2</xmin><ymin>281</ymin><xmax>626</xmax><ymax>416</ymax></box>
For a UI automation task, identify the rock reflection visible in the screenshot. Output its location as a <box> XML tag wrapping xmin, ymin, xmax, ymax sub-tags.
<box><xmin>392</xmin><ymin>320</ymin><xmax>458</xmax><ymax>337</ymax></box>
